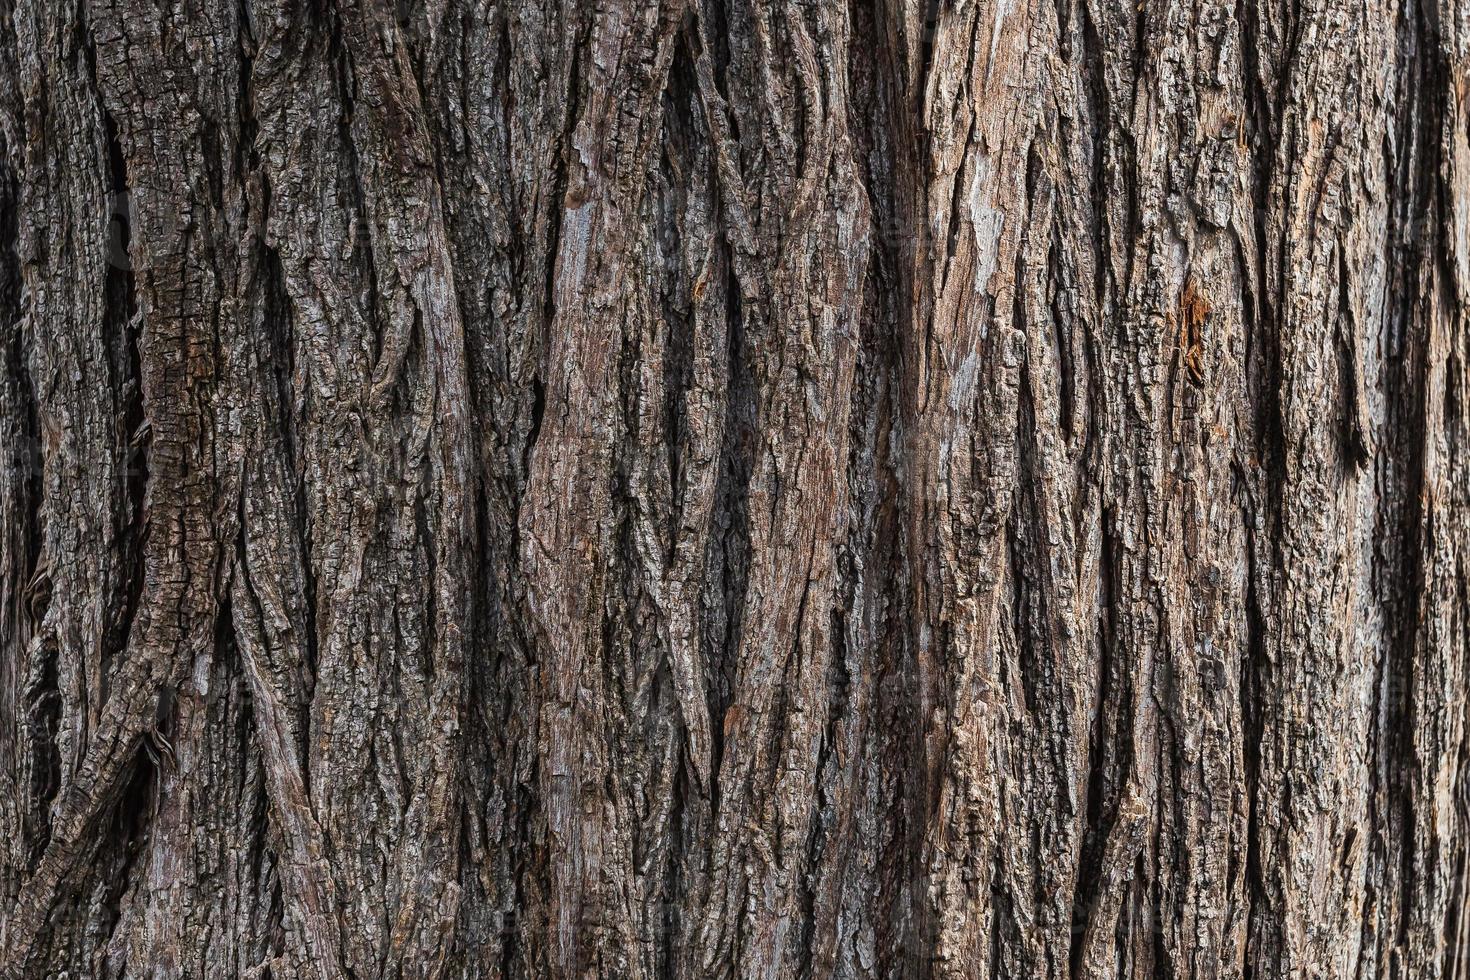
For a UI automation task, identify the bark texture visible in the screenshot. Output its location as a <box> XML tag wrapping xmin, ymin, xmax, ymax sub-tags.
<box><xmin>2</xmin><ymin>0</ymin><xmax>1470</xmax><ymax>976</ymax></box>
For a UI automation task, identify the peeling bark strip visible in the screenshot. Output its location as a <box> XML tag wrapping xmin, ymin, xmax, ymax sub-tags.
<box><xmin>2</xmin><ymin>0</ymin><xmax>1470</xmax><ymax>974</ymax></box>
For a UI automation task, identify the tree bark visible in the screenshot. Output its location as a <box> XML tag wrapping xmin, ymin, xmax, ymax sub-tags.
<box><xmin>2</xmin><ymin>0</ymin><xmax>1469</xmax><ymax>976</ymax></box>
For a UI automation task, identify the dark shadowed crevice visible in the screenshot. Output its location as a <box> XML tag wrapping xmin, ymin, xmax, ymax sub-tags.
<box><xmin>256</xmin><ymin>233</ymin><xmax>322</xmax><ymax>753</ymax></box>
<box><xmin>250</xmin><ymin>778</ymin><xmax>287</xmax><ymax>972</ymax></box>
<box><xmin>1236</xmin><ymin>0</ymin><xmax>1286</xmax><ymax>965</ymax></box>
<box><xmin>942</xmin><ymin>114</ymin><xmax>980</xmax><ymax>272</ymax></box>
<box><xmin>414</xmin><ymin>454</ymin><xmax>441</xmax><ymax>683</ymax></box>
<box><xmin>1371</xmin><ymin>0</ymin><xmax>1444</xmax><ymax>951</ymax></box>
<box><xmin>0</xmin><ymin>118</ymin><xmax>56</xmax><ymax>903</ymax></box>
<box><xmin>1075</xmin><ymin>2</ymin><xmax>1108</xmax><ymax>305</ymax></box>
<box><xmin>101</xmin><ymin>105</ymin><xmax>147</xmax><ymax>706</ymax></box>
<box><xmin>236</xmin><ymin>0</ymin><xmax>260</xmax><ymax>174</ymax></box>
<box><xmin>22</xmin><ymin>643</ymin><xmax>62</xmax><ymax>864</ymax></box>
<box><xmin>989</xmin><ymin>845</ymin><xmax>1017</xmax><ymax>979</ymax></box>
<box><xmin>263</xmin><ymin>235</ymin><xmax>310</xmax><ymax>562</ymax></box>
<box><xmin>913</xmin><ymin>0</ymin><xmax>943</xmax><ymax>106</ymax></box>
<box><xmin>535</xmin><ymin>21</ymin><xmax>586</xmax><ymax>376</ymax></box>
<box><xmin>515</xmin><ymin>12</ymin><xmax>589</xmax><ymax>534</ymax></box>
<box><xmin>703</xmin><ymin>261</ymin><xmax>752</xmax><ymax>805</ymax></box>
<box><xmin>1047</xmin><ymin>232</ymin><xmax>1078</xmax><ymax>444</ymax></box>
<box><xmin>0</xmin><ymin>148</ymin><xmax>44</xmax><ymax>811</ymax></box>
<box><xmin>697</xmin><ymin>0</ymin><xmax>735</xmax><ymax>104</ymax></box>
<box><xmin>1008</xmin><ymin>460</ymin><xmax>1042</xmax><ymax>716</ymax></box>
<box><xmin>1237</xmin><ymin>456</ymin><xmax>1270</xmax><ymax>980</ymax></box>
<box><xmin>1068</xmin><ymin>502</ymin><xmax>1119</xmax><ymax>979</ymax></box>
<box><xmin>1010</xmin><ymin>230</ymin><xmax>1044</xmax><ymax>717</ymax></box>
<box><xmin>1333</xmin><ymin>244</ymin><xmax>1372</xmax><ymax>469</ymax></box>
<box><xmin>660</xmin><ymin>33</ymin><xmax>700</xmax><ymax>534</ymax></box>
<box><xmin>523</xmin><ymin>374</ymin><xmax>546</xmax><ymax>484</ymax></box>
<box><xmin>797</xmin><ymin>592</ymin><xmax>851</xmax><ymax>966</ymax></box>
<box><xmin>1236</xmin><ymin>259</ymin><xmax>1273</xmax><ymax>978</ymax></box>
<box><xmin>86</xmin><ymin>746</ymin><xmax>155</xmax><ymax>963</ymax></box>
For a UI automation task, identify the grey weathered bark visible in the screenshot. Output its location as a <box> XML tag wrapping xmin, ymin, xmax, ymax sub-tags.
<box><xmin>2</xmin><ymin>0</ymin><xmax>1469</xmax><ymax>976</ymax></box>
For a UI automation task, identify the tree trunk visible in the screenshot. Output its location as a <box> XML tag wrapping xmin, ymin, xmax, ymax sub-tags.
<box><xmin>2</xmin><ymin>0</ymin><xmax>1469</xmax><ymax>976</ymax></box>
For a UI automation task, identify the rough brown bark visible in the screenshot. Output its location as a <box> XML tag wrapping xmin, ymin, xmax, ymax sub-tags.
<box><xmin>2</xmin><ymin>0</ymin><xmax>1470</xmax><ymax>976</ymax></box>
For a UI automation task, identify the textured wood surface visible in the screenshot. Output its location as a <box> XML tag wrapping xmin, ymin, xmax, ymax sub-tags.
<box><xmin>2</xmin><ymin>0</ymin><xmax>1470</xmax><ymax>976</ymax></box>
